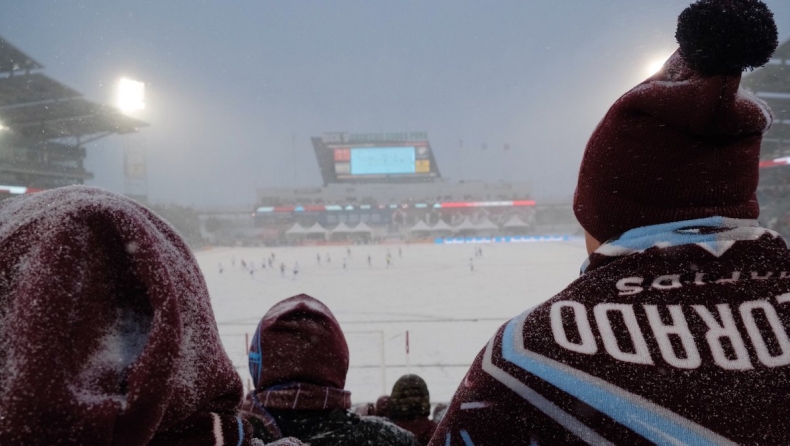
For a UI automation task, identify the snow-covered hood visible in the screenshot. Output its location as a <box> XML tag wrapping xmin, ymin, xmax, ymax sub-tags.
<box><xmin>0</xmin><ymin>186</ymin><xmax>251</xmax><ymax>445</ymax></box>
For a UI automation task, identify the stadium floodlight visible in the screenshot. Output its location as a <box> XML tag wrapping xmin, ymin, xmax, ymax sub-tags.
<box><xmin>646</xmin><ymin>54</ymin><xmax>672</xmax><ymax>77</ymax></box>
<box><xmin>116</xmin><ymin>77</ymin><xmax>145</xmax><ymax>112</ymax></box>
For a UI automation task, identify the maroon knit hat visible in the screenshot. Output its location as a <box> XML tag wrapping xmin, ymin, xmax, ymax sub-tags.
<box><xmin>574</xmin><ymin>0</ymin><xmax>778</xmax><ymax>243</ymax></box>
<box><xmin>249</xmin><ymin>294</ymin><xmax>349</xmax><ymax>390</ymax></box>
<box><xmin>0</xmin><ymin>186</ymin><xmax>252</xmax><ymax>445</ymax></box>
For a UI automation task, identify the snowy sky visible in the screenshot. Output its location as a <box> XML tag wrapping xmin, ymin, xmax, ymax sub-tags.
<box><xmin>2</xmin><ymin>0</ymin><xmax>789</xmax><ymax>207</ymax></box>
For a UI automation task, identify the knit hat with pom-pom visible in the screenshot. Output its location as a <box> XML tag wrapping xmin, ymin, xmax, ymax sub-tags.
<box><xmin>574</xmin><ymin>0</ymin><xmax>778</xmax><ymax>243</ymax></box>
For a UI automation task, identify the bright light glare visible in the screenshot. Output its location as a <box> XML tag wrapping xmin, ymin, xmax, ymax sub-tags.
<box><xmin>116</xmin><ymin>78</ymin><xmax>145</xmax><ymax>112</ymax></box>
<box><xmin>646</xmin><ymin>55</ymin><xmax>672</xmax><ymax>76</ymax></box>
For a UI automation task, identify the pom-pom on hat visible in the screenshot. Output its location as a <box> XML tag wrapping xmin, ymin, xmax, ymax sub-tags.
<box><xmin>248</xmin><ymin>294</ymin><xmax>349</xmax><ymax>391</ymax></box>
<box><xmin>676</xmin><ymin>0</ymin><xmax>778</xmax><ymax>75</ymax></box>
<box><xmin>574</xmin><ymin>0</ymin><xmax>777</xmax><ymax>243</ymax></box>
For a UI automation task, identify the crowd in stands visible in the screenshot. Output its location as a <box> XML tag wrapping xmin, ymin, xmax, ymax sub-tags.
<box><xmin>2</xmin><ymin>2</ymin><xmax>788</xmax><ymax>443</ymax></box>
<box><xmin>0</xmin><ymin>186</ymin><xmax>443</xmax><ymax>445</ymax></box>
<box><xmin>240</xmin><ymin>293</ymin><xmax>442</xmax><ymax>445</ymax></box>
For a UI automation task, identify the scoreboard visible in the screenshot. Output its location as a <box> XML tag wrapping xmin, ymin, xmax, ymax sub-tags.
<box><xmin>313</xmin><ymin>132</ymin><xmax>441</xmax><ymax>184</ymax></box>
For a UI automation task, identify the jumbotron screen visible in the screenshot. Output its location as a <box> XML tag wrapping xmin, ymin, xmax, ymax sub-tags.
<box><xmin>349</xmin><ymin>147</ymin><xmax>415</xmax><ymax>175</ymax></box>
<box><xmin>313</xmin><ymin>132</ymin><xmax>441</xmax><ymax>184</ymax></box>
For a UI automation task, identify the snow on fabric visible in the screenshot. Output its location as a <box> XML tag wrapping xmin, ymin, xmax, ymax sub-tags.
<box><xmin>249</xmin><ymin>294</ymin><xmax>350</xmax><ymax>391</ymax></box>
<box><xmin>0</xmin><ymin>186</ymin><xmax>253</xmax><ymax>445</ymax></box>
<box><xmin>240</xmin><ymin>294</ymin><xmax>421</xmax><ymax>445</ymax></box>
<box><xmin>262</xmin><ymin>438</ymin><xmax>305</xmax><ymax>446</ymax></box>
<box><xmin>433</xmin><ymin>218</ymin><xmax>790</xmax><ymax>445</ymax></box>
<box><xmin>259</xmin><ymin>294</ymin><xmax>337</xmax><ymax>324</ymax></box>
<box><xmin>736</xmin><ymin>87</ymin><xmax>774</xmax><ymax>133</ymax></box>
<box><xmin>574</xmin><ymin>49</ymin><xmax>772</xmax><ymax>244</ymax></box>
<box><xmin>242</xmin><ymin>294</ymin><xmax>352</xmax><ymax>441</ymax></box>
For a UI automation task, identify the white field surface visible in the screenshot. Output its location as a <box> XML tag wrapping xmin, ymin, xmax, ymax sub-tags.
<box><xmin>195</xmin><ymin>240</ymin><xmax>587</xmax><ymax>404</ymax></box>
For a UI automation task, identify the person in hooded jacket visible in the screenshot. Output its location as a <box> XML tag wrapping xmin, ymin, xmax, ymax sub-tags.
<box><xmin>241</xmin><ymin>293</ymin><xmax>418</xmax><ymax>446</ymax></box>
<box><xmin>387</xmin><ymin>375</ymin><xmax>438</xmax><ymax>446</ymax></box>
<box><xmin>432</xmin><ymin>1</ymin><xmax>790</xmax><ymax>445</ymax></box>
<box><xmin>0</xmin><ymin>186</ymin><xmax>257</xmax><ymax>445</ymax></box>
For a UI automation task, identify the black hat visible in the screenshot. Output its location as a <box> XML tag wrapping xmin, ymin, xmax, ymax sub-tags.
<box><xmin>389</xmin><ymin>374</ymin><xmax>430</xmax><ymax>419</ymax></box>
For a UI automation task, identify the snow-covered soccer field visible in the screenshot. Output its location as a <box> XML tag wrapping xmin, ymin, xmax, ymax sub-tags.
<box><xmin>195</xmin><ymin>240</ymin><xmax>587</xmax><ymax>404</ymax></box>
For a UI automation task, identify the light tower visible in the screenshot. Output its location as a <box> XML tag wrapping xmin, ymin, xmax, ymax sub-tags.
<box><xmin>116</xmin><ymin>77</ymin><xmax>149</xmax><ymax>203</ymax></box>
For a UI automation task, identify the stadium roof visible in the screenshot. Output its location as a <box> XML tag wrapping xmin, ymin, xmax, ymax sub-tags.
<box><xmin>0</xmin><ymin>36</ymin><xmax>147</xmax><ymax>144</ymax></box>
<box><xmin>0</xmin><ymin>99</ymin><xmax>145</xmax><ymax>142</ymax></box>
<box><xmin>0</xmin><ymin>38</ymin><xmax>42</xmax><ymax>74</ymax></box>
<box><xmin>0</xmin><ymin>73</ymin><xmax>81</xmax><ymax>106</ymax></box>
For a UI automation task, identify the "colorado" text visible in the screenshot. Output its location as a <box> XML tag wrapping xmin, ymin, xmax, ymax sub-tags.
<box><xmin>551</xmin><ymin>294</ymin><xmax>790</xmax><ymax>370</ymax></box>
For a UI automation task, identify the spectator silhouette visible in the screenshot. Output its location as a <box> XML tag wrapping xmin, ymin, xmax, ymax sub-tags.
<box><xmin>375</xmin><ymin>395</ymin><xmax>391</xmax><ymax>418</ymax></box>
<box><xmin>388</xmin><ymin>375</ymin><xmax>438</xmax><ymax>446</ymax></box>
<box><xmin>241</xmin><ymin>294</ymin><xmax>418</xmax><ymax>446</ymax></box>
<box><xmin>431</xmin><ymin>1</ymin><xmax>789</xmax><ymax>444</ymax></box>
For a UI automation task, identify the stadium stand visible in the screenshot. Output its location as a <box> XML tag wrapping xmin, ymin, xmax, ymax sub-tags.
<box><xmin>0</xmin><ymin>37</ymin><xmax>146</xmax><ymax>196</ymax></box>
